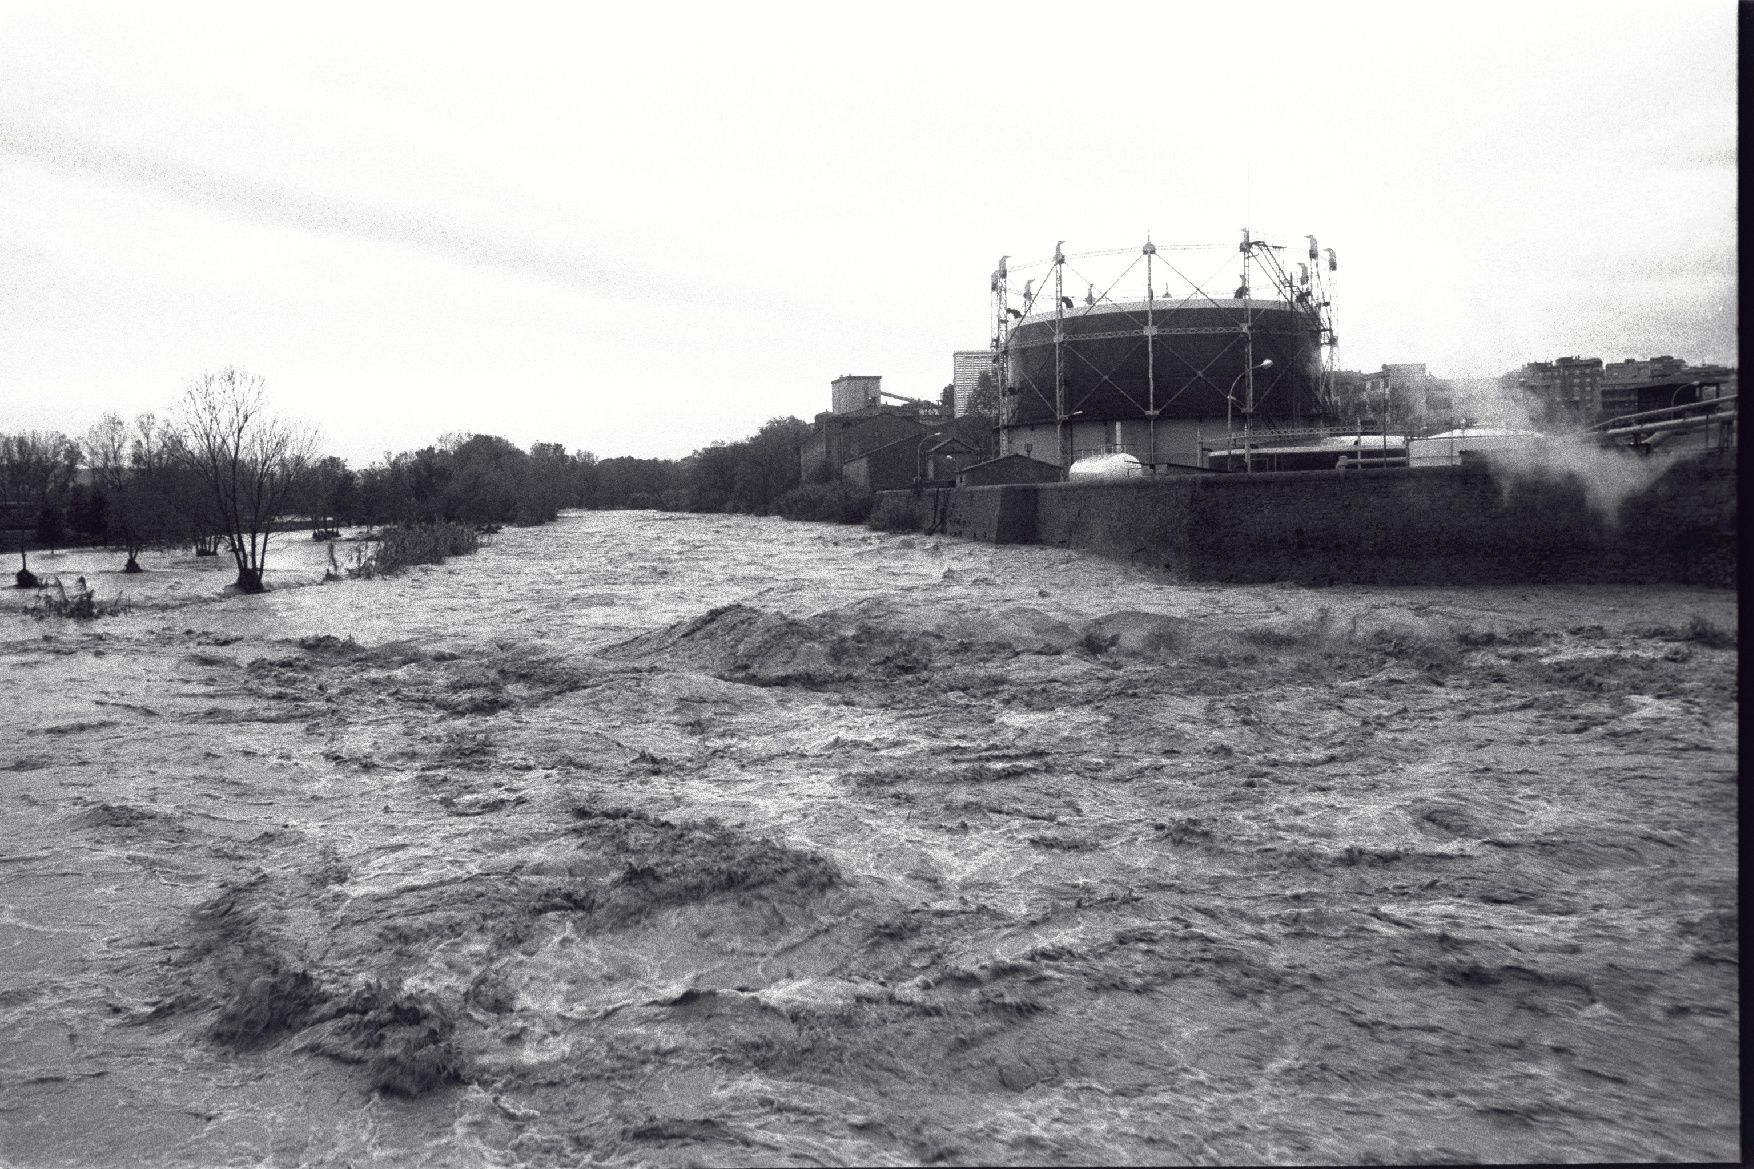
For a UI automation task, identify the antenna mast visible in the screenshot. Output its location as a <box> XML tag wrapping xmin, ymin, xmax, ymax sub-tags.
<box><xmin>1053</xmin><ymin>240</ymin><xmax>1066</xmax><ymax>468</ymax></box>
<box><xmin>991</xmin><ymin>255</ymin><xmax>1010</xmax><ymax>451</ymax></box>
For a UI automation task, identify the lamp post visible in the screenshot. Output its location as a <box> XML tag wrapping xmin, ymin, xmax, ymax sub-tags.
<box><xmin>915</xmin><ymin>431</ymin><xmax>937</xmax><ymax>487</ymax></box>
<box><xmin>1224</xmin><ymin>359</ymin><xmax>1273</xmax><ymax>471</ymax></box>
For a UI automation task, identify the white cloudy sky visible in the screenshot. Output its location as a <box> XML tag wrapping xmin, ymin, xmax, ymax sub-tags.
<box><xmin>0</xmin><ymin>1</ymin><xmax>1737</xmax><ymax>464</ymax></box>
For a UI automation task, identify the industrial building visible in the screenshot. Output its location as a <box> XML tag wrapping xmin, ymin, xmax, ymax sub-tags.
<box><xmin>1600</xmin><ymin>356</ymin><xmax>1687</xmax><ymax>417</ymax></box>
<box><xmin>953</xmin><ymin>453</ymin><xmax>1062</xmax><ymax>488</ymax></box>
<box><xmin>802</xmin><ymin>373</ymin><xmax>984</xmax><ymax>492</ymax></box>
<box><xmin>988</xmin><ymin>231</ymin><xmax>1338</xmax><ymax>470</ymax></box>
<box><xmin>800</xmin><ymin>409</ymin><xmax>929</xmax><ymax>481</ymax></box>
<box><xmin>830</xmin><ymin>375</ymin><xmax>884</xmax><ymax>414</ymax></box>
<box><xmin>843</xmin><ymin>433</ymin><xmax>979</xmax><ymax>493</ymax></box>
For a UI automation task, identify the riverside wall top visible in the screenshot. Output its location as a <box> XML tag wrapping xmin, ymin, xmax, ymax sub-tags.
<box><xmin>881</xmin><ymin>456</ymin><xmax>1736</xmax><ymax>588</ymax></box>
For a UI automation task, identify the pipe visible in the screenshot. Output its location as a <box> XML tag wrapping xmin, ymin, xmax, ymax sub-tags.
<box><xmin>1598</xmin><ymin>412</ymin><xmax>1736</xmax><ymax>441</ymax></box>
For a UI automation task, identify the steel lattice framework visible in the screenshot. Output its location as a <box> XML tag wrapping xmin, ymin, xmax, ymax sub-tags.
<box><xmin>988</xmin><ymin>231</ymin><xmax>1339</xmax><ymax>467</ymax></box>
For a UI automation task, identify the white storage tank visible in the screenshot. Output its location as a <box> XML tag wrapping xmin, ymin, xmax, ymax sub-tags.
<box><xmin>1067</xmin><ymin>451</ymin><xmax>1144</xmax><ymax>479</ymax></box>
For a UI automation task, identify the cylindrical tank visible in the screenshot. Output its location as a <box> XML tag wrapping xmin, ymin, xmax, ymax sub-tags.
<box><xmin>1002</xmin><ymin>298</ymin><xmax>1323</xmax><ymax>426</ymax></box>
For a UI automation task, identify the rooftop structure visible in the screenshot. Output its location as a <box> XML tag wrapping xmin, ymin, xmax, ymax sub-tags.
<box><xmin>831</xmin><ymin>374</ymin><xmax>883</xmax><ymax>414</ymax></box>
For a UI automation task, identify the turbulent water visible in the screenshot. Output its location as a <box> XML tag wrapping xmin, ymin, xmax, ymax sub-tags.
<box><xmin>0</xmin><ymin>512</ymin><xmax>1738</xmax><ymax>1166</ymax></box>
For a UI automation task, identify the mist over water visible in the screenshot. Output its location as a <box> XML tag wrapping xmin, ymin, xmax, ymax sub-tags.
<box><xmin>1446</xmin><ymin>376</ymin><xmax>1688</xmax><ymax>526</ymax></box>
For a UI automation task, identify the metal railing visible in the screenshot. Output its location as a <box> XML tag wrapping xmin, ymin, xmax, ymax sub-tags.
<box><xmin>1584</xmin><ymin>393</ymin><xmax>1736</xmax><ymax>446</ymax></box>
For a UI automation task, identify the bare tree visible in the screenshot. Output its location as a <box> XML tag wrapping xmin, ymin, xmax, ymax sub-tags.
<box><xmin>174</xmin><ymin>368</ymin><xmax>316</xmax><ymax>592</ymax></box>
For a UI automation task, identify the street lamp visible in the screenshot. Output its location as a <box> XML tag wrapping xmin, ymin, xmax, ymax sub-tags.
<box><xmin>1223</xmin><ymin>359</ymin><xmax>1273</xmax><ymax>471</ymax></box>
<box><xmin>915</xmin><ymin>430</ymin><xmax>938</xmax><ymax>487</ymax></box>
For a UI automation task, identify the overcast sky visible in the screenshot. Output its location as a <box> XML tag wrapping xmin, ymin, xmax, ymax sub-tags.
<box><xmin>0</xmin><ymin>1</ymin><xmax>1738</xmax><ymax>465</ymax></box>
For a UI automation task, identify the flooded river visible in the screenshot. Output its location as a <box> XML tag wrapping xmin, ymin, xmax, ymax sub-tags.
<box><xmin>0</xmin><ymin>511</ymin><xmax>1738</xmax><ymax>1165</ymax></box>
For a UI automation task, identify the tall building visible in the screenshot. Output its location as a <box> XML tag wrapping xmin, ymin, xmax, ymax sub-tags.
<box><xmin>830</xmin><ymin>374</ymin><xmax>882</xmax><ymax>414</ymax></box>
<box><xmin>1510</xmin><ymin>356</ymin><xmax>1603</xmax><ymax>428</ymax></box>
<box><xmin>1554</xmin><ymin>356</ymin><xmax>1604</xmax><ymax>420</ymax></box>
<box><xmin>951</xmin><ymin>350</ymin><xmax>997</xmax><ymax>417</ymax></box>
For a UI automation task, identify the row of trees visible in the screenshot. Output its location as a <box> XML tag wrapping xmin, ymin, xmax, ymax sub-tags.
<box><xmin>584</xmin><ymin>393</ymin><xmax>1001</xmax><ymax>517</ymax></box>
<box><xmin>580</xmin><ymin>416</ymin><xmax>812</xmax><ymax>514</ymax></box>
<box><xmin>3</xmin><ymin>369</ymin><xmax>600</xmax><ymax>592</ymax></box>
<box><xmin>5</xmin><ymin>371</ymin><xmax>992</xmax><ymax>591</ymax></box>
<box><xmin>4</xmin><ymin>369</ymin><xmax>310</xmax><ymax>590</ymax></box>
<box><xmin>350</xmin><ymin>436</ymin><xmax>594</xmax><ymax>529</ymax></box>
<box><xmin>585</xmin><ymin>378</ymin><xmax>1001</xmax><ymax>516</ymax></box>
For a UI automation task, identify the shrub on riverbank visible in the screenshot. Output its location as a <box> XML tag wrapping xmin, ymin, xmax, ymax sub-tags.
<box><xmin>352</xmin><ymin>523</ymin><xmax>482</xmax><ymax>579</ymax></box>
<box><xmin>772</xmin><ymin>481</ymin><xmax>874</xmax><ymax>525</ymax></box>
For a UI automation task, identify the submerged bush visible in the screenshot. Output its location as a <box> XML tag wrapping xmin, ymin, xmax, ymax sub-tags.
<box><xmin>1683</xmin><ymin>615</ymin><xmax>1737</xmax><ymax>649</ymax></box>
<box><xmin>1628</xmin><ymin>615</ymin><xmax>1737</xmax><ymax>649</ymax></box>
<box><xmin>210</xmin><ymin>962</ymin><xmax>323</xmax><ymax>1049</ymax></box>
<box><xmin>772</xmin><ymin>481</ymin><xmax>874</xmax><ymax>525</ymax></box>
<box><xmin>28</xmin><ymin>578</ymin><xmax>130</xmax><ymax>620</ymax></box>
<box><xmin>352</xmin><ymin>522</ymin><xmax>483</xmax><ymax>578</ymax></box>
<box><xmin>319</xmin><ymin>982</ymin><xmax>461</xmax><ymax>1097</ymax></box>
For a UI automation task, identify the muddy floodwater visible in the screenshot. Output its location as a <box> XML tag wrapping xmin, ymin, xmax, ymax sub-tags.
<box><xmin>0</xmin><ymin>512</ymin><xmax>1738</xmax><ymax>1166</ymax></box>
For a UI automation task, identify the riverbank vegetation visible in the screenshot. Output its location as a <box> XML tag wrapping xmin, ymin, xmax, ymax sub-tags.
<box><xmin>586</xmin><ymin>416</ymin><xmax>879</xmax><ymax>524</ymax></box>
<box><xmin>2</xmin><ymin>378</ymin><xmax>885</xmax><ymax>594</ymax></box>
<box><xmin>348</xmin><ymin>522</ymin><xmax>483</xmax><ymax>579</ymax></box>
<box><xmin>2</xmin><ymin>369</ymin><xmax>600</xmax><ymax>592</ymax></box>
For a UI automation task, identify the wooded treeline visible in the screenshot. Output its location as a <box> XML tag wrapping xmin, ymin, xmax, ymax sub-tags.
<box><xmin>2</xmin><ymin>426</ymin><xmax>599</xmax><ymax>554</ymax></box>
<box><xmin>3</xmin><ymin>369</ymin><xmax>603</xmax><ymax>590</ymax></box>
<box><xmin>2</xmin><ymin>414</ymin><xmax>828</xmax><ymax>547</ymax></box>
<box><xmin>4</xmin><ymin>372</ymin><xmax>889</xmax><ymax>588</ymax></box>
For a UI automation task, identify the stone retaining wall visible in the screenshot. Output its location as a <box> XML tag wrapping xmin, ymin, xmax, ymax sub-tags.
<box><xmin>882</xmin><ymin>452</ymin><xmax>1736</xmax><ymax>586</ymax></box>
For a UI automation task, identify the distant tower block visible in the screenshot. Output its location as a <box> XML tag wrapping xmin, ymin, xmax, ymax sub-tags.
<box><xmin>831</xmin><ymin>374</ymin><xmax>882</xmax><ymax>414</ymax></box>
<box><xmin>952</xmin><ymin>351</ymin><xmax>998</xmax><ymax>417</ymax></box>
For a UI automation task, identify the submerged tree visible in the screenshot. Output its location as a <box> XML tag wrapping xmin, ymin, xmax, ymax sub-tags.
<box><xmin>84</xmin><ymin>412</ymin><xmax>180</xmax><ymax>572</ymax></box>
<box><xmin>174</xmin><ymin>368</ymin><xmax>315</xmax><ymax>593</ymax></box>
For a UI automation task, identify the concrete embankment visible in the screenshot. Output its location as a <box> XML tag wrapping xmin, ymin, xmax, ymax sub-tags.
<box><xmin>883</xmin><ymin>453</ymin><xmax>1736</xmax><ymax>586</ymax></box>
